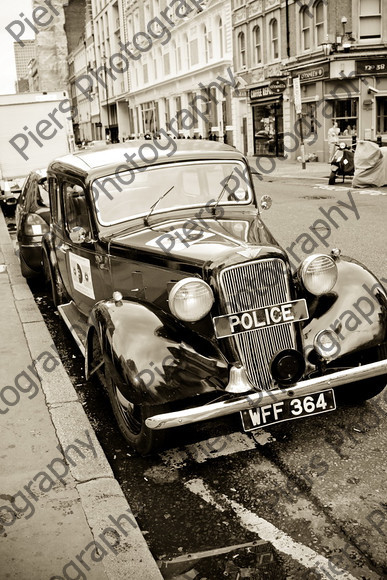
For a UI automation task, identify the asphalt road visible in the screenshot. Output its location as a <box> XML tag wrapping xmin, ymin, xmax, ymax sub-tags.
<box><xmin>12</xmin><ymin>176</ymin><xmax>387</xmax><ymax>580</ymax></box>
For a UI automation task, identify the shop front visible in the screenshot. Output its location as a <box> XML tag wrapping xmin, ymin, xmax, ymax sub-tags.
<box><xmin>250</xmin><ymin>85</ymin><xmax>284</xmax><ymax>157</ymax></box>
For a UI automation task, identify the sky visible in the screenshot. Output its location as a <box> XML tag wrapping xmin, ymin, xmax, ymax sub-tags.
<box><xmin>1</xmin><ymin>0</ymin><xmax>34</xmax><ymax>95</ymax></box>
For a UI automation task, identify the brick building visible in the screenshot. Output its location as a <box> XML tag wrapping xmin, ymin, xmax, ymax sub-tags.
<box><xmin>232</xmin><ymin>0</ymin><xmax>387</xmax><ymax>161</ymax></box>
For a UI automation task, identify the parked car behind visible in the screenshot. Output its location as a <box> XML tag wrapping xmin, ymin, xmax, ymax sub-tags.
<box><xmin>42</xmin><ymin>140</ymin><xmax>387</xmax><ymax>454</ymax></box>
<box><xmin>16</xmin><ymin>169</ymin><xmax>49</xmax><ymax>278</ymax></box>
<box><xmin>0</xmin><ymin>178</ymin><xmax>23</xmax><ymax>216</ymax></box>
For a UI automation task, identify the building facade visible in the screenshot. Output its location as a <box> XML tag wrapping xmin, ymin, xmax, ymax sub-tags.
<box><xmin>232</xmin><ymin>0</ymin><xmax>387</xmax><ymax>161</ymax></box>
<box><xmin>89</xmin><ymin>0</ymin><xmax>130</xmax><ymax>142</ymax></box>
<box><xmin>14</xmin><ymin>40</ymin><xmax>36</xmax><ymax>93</ymax></box>
<box><xmin>120</xmin><ymin>0</ymin><xmax>235</xmax><ymax>144</ymax></box>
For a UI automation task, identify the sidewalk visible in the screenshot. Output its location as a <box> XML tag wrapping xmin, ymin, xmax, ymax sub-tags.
<box><xmin>0</xmin><ymin>210</ymin><xmax>162</xmax><ymax>579</ymax></box>
<box><xmin>247</xmin><ymin>156</ymin><xmax>330</xmax><ymax>180</ymax></box>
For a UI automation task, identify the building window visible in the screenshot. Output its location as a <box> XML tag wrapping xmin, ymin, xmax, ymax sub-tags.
<box><xmin>218</xmin><ymin>18</ymin><xmax>224</xmax><ymax>58</ymax></box>
<box><xmin>190</xmin><ymin>37</ymin><xmax>199</xmax><ymax>66</ymax></box>
<box><xmin>301</xmin><ymin>8</ymin><xmax>311</xmax><ymax>50</ymax></box>
<box><xmin>164</xmin><ymin>52</ymin><xmax>170</xmax><ymax>76</ymax></box>
<box><xmin>183</xmin><ymin>33</ymin><xmax>190</xmax><ymax>68</ymax></box>
<box><xmin>203</xmin><ymin>25</ymin><xmax>209</xmax><ymax>62</ymax></box>
<box><xmin>332</xmin><ymin>99</ymin><xmax>358</xmax><ymax>135</ymax></box>
<box><xmin>238</xmin><ymin>31</ymin><xmax>246</xmax><ymax>69</ymax></box>
<box><xmin>359</xmin><ymin>0</ymin><xmax>381</xmax><ymax>39</ymax></box>
<box><xmin>377</xmin><ymin>97</ymin><xmax>387</xmax><ymax>133</ymax></box>
<box><xmin>301</xmin><ymin>102</ymin><xmax>317</xmax><ymax>137</ymax></box>
<box><xmin>315</xmin><ymin>0</ymin><xmax>325</xmax><ymax>45</ymax></box>
<box><xmin>270</xmin><ymin>18</ymin><xmax>279</xmax><ymax>59</ymax></box>
<box><xmin>253</xmin><ymin>25</ymin><xmax>262</xmax><ymax>64</ymax></box>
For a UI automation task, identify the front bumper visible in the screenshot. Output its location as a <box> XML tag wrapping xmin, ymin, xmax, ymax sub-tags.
<box><xmin>146</xmin><ymin>359</ymin><xmax>387</xmax><ymax>430</ymax></box>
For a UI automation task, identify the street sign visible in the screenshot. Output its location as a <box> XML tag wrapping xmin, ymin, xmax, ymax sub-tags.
<box><xmin>293</xmin><ymin>77</ymin><xmax>302</xmax><ymax>114</ymax></box>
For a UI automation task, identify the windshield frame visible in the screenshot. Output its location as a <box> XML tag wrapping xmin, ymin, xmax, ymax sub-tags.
<box><xmin>92</xmin><ymin>159</ymin><xmax>255</xmax><ymax>228</ymax></box>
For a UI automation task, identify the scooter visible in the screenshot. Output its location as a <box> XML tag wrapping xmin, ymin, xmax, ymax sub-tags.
<box><xmin>329</xmin><ymin>142</ymin><xmax>355</xmax><ymax>185</ymax></box>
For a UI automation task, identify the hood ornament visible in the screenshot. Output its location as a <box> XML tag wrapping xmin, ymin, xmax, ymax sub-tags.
<box><xmin>237</xmin><ymin>247</ymin><xmax>262</xmax><ymax>259</ymax></box>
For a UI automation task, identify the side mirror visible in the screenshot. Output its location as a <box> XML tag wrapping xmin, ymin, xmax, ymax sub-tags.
<box><xmin>69</xmin><ymin>226</ymin><xmax>87</xmax><ymax>244</ymax></box>
<box><xmin>260</xmin><ymin>195</ymin><xmax>272</xmax><ymax>211</ymax></box>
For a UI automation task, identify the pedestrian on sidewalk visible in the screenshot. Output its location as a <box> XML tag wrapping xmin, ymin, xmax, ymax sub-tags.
<box><xmin>327</xmin><ymin>120</ymin><xmax>340</xmax><ymax>162</ymax></box>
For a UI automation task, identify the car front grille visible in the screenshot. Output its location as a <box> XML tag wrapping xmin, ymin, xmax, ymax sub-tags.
<box><xmin>219</xmin><ymin>258</ymin><xmax>297</xmax><ymax>390</ymax></box>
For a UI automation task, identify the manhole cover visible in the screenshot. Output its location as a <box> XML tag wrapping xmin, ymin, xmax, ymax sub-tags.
<box><xmin>300</xmin><ymin>195</ymin><xmax>334</xmax><ymax>200</ymax></box>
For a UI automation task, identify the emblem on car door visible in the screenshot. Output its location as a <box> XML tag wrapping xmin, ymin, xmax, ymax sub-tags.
<box><xmin>69</xmin><ymin>252</ymin><xmax>95</xmax><ymax>299</ymax></box>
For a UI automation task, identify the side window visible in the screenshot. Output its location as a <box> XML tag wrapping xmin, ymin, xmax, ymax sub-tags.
<box><xmin>63</xmin><ymin>182</ymin><xmax>92</xmax><ymax>237</ymax></box>
<box><xmin>18</xmin><ymin>175</ymin><xmax>32</xmax><ymax>207</ymax></box>
<box><xmin>49</xmin><ymin>177</ymin><xmax>61</xmax><ymax>224</ymax></box>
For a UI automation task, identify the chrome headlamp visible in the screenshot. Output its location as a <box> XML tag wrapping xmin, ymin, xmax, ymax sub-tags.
<box><xmin>169</xmin><ymin>278</ymin><xmax>214</xmax><ymax>322</ymax></box>
<box><xmin>299</xmin><ymin>254</ymin><xmax>338</xmax><ymax>295</ymax></box>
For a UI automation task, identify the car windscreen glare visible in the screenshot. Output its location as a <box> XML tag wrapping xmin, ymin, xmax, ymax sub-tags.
<box><xmin>92</xmin><ymin>161</ymin><xmax>253</xmax><ymax>227</ymax></box>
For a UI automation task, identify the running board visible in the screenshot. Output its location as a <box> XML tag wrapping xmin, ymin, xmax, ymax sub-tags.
<box><xmin>57</xmin><ymin>302</ymin><xmax>88</xmax><ymax>356</ymax></box>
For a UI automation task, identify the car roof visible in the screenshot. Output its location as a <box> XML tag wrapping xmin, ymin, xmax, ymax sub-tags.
<box><xmin>48</xmin><ymin>140</ymin><xmax>246</xmax><ymax>181</ymax></box>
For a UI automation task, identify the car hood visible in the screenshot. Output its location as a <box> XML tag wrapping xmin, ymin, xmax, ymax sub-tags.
<box><xmin>108</xmin><ymin>213</ymin><xmax>288</xmax><ymax>271</ymax></box>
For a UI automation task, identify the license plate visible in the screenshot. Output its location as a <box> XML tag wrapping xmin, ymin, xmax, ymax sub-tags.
<box><xmin>213</xmin><ymin>299</ymin><xmax>308</xmax><ymax>339</ymax></box>
<box><xmin>241</xmin><ymin>389</ymin><xmax>336</xmax><ymax>432</ymax></box>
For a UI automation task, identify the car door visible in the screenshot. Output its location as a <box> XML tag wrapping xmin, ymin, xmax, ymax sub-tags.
<box><xmin>56</xmin><ymin>179</ymin><xmax>112</xmax><ymax>317</ymax></box>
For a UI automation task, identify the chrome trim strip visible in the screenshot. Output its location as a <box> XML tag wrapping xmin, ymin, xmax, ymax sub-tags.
<box><xmin>57</xmin><ymin>302</ymin><xmax>86</xmax><ymax>356</ymax></box>
<box><xmin>146</xmin><ymin>360</ymin><xmax>387</xmax><ymax>430</ymax></box>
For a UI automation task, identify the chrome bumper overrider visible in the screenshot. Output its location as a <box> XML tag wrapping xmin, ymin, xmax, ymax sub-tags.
<box><xmin>146</xmin><ymin>359</ymin><xmax>387</xmax><ymax>430</ymax></box>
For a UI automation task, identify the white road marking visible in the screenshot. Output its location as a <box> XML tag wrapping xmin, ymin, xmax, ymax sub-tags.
<box><xmin>159</xmin><ymin>431</ymin><xmax>269</xmax><ymax>468</ymax></box>
<box><xmin>358</xmin><ymin>189</ymin><xmax>386</xmax><ymax>195</ymax></box>
<box><xmin>313</xmin><ymin>184</ymin><xmax>350</xmax><ymax>191</ymax></box>
<box><xmin>185</xmin><ymin>478</ymin><xmax>358</xmax><ymax>580</ymax></box>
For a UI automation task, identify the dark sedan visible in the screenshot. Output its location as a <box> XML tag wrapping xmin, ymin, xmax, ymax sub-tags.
<box><xmin>42</xmin><ymin>140</ymin><xmax>387</xmax><ymax>454</ymax></box>
<box><xmin>16</xmin><ymin>169</ymin><xmax>50</xmax><ymax>278</ymax></box>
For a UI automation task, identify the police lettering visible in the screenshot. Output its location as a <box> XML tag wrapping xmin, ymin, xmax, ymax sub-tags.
<box><xmin>229</xmin><ymin>303</ymin><xmax>294</xmax><ymax>334</ymax></box>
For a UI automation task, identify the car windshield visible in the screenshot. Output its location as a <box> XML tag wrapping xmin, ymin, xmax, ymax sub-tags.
<box><xmin>92</xmin><ymin>160</ymin><xmax>253</xmax><ymax>227</ymax></box>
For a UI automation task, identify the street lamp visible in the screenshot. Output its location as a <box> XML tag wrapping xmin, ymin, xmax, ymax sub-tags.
<box><xmin>321</xmin><ymin>42</ymin><xmax>333</xmax><ymax>56</ymax></box>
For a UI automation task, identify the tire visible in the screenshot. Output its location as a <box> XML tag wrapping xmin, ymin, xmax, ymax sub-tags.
<box><xmin>328</xmin><ymin>171</ymin><xmax>336</xmax><ymax>185</ymax></box>
<box><xmin>105</xmin><ymin>372</ymin><xmax>168</xmax><ymax>455</ymax></box>
<box><xmin>42</xmin><ymin>249</ymin><xmax>67</xmax><ymax>307</ymax></box>
<box><xmin>19</xmin><ymin>249</ymin><xmax>38</xmax><ymax>279</ymax></box>
<box><xmin>335</xmin><ymin>374</ymin><xmax>386</xmax><ymax>405</ymax></box>
<box><xmin>333</xmin><ymin>344</ymin><xmax>387</xmax><ymax>405</ymax></box>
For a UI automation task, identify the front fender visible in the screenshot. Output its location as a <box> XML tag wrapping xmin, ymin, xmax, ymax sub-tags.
<box><xmin>302</xmin><ymin>257</ymin><xmax>387</xmax><ymax>361</ymax></box>
<box><xmin>87</xmin><ymin>299</ymin><xmax>228</xmax><ymax>405</ymax></box>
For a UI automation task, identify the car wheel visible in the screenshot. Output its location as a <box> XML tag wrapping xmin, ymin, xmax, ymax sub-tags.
<box><xmin>328</xmin><ymin>171</ymin><xmax>336</xmax><ymax>185</ymax></box>
<box><xmin>19</xmin><ymin>249</ymin><xmax>38</xmax><ymax>279</ymax></box>
<box><xmin>106</xmin><ymin>373</ymin><xmax>168</xmax><ymax>455</ymax></box>
<box><xmin>42</xmin><ymin>249</ymin><xmax>67</xmax><ymax>307</ymax></box>
<box><xmin>335</xmin><ymin>375</ymin><xmax>386</xmax><ymax>405</ymax></box>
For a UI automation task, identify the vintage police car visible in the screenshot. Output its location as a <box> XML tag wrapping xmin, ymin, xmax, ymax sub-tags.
<box><xmin>42</xmin><ymin>140</ymin><xmax>387</xmax><ymax>454</ymax></box>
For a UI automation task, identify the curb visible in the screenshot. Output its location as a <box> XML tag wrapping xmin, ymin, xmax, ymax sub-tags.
<box><xmin>0</xmin><ymin>210</ymin><xmax>162</xmax><ymax>580</ymax></box>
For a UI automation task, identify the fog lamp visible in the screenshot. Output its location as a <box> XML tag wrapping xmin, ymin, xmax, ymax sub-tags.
<box><xmin>169</xmin><ymin>277</ymin><xmax>214</xmax><ymax>322</ymax></box>
<box><xmin>270</xmin><ymin>349</ymin><xmax>305</xmax><ymax>385</ymax></box>
<box><xmin>299</xmin><ymin>254</ymin><xmax>338</xmax><ymax>295</ymax></box>
<box><xmin>314</xmin><ymin>329</ymin><xmax>341</xmax><ymax>360</ymax></box>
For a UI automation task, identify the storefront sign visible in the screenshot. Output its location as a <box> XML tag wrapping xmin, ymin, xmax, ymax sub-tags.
<box><xmin>250</xmin><ymin>85</ymin><xmax>274</xmax><ymax>99</ymax></box>
<box><xmin>269</xmin><ymin>79</ymin><xmax>287</xmax><ymax>94</ymax></box>
<box><xmin>297</xmin><ymin>63</ymin><xmax>330</xmax><ymax>83</ymax></box>
<box><xmin>356</xmin><ymin>59</ymin><xmax>387</xmax><ymax>75</ymax></box>
<box><xmin>293</xmin><ymin>77</ymin><xmax>302</xmax><ymax>115</ymax></box>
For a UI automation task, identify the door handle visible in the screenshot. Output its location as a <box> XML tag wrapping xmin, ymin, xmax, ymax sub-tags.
<box><xmin>58</xmin><ymin>243</ymin><xmax>69</xmax><ymax>253</ymax></box>
<box><xmin>95</xmin><ymin>254</ymin><xmax>109</xmax><ymax>270</ymax></box>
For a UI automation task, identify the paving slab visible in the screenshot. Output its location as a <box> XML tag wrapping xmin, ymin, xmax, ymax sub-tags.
<box><xmin>77</xmin><ymin>478</ymin><xmax>162</xmax><ymax>580</ymax></box>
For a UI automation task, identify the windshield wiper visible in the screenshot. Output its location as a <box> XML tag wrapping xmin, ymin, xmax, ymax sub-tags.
<box><xmin>211</xmin><ymin>168</ymin><xmax>236</xmax><ymax>218</ymax></box>
<box><xmin>144</xmin><ymin>185</ymin><xmax>175</xmax><ymax>227</ymax></box>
